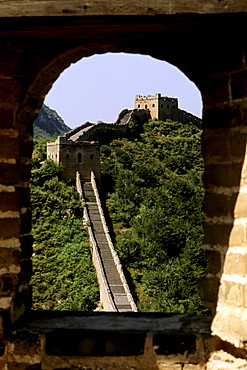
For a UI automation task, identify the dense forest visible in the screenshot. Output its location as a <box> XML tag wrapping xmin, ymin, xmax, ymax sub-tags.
<box><xmin>30</xmin><ymin>140</ymin><xmax>99</xmax><ymax>310</ymax></box>
<box><xmin>30</xmin><ymin>118</ymin><xmax>207</xmax><ymax>315</ymax></box>
<box><xmin>100</xmin><ymin>119</ymin><xmax>207</xmax><ymax>315</ymax></box>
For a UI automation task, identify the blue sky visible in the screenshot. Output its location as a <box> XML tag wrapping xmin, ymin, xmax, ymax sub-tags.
<box><xmin>45</xmin><ymin>52</ymin><xmax>202</xmax><ymax>129</ymax></box>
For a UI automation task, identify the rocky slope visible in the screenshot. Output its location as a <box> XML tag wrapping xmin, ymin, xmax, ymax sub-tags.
<box><xmin>34</xmin><ymin>104</ymin><xmax>71</xmax><ymax>139</ymax></box>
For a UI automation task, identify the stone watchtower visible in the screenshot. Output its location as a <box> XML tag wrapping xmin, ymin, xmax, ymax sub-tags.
<box><xmin>47</xmin><ymin>132</ymin><xmax>100</xmax><ymax>183</ymax></box>
<box><xmin>134</xmin><ymin>93</ymin><xmax>179</xmax><ymax>121</ymax></box>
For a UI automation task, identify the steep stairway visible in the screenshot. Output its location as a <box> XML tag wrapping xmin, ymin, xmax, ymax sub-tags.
<box><xmin>83</xmin><ymin>182</ymin><xmax>133</xmax><ymax>312</ymax></box>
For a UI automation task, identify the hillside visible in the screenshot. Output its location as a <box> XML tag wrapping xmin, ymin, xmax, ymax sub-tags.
<box><xmin>31</xmin><ymin>117</ymin><xmax>207</xmax><ymax>315</ymax></box>
<box><xmin>30</xmin><ymin>156</ymin><xmax>99</xmax><ymax>310</ymax></box>
<box><xmin>100</xmin><ymin>118</ymin><xmax>207</xmax><ymax>315</ymax></box>
<box><xmin>33</xmin><ymin>104</ymin><xmax>71</xmax><ymax>139</ymax></box>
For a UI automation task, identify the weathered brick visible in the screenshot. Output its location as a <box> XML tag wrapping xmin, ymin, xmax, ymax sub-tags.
<box><xmin>223</xmin><ymin>252</ymin><xmax>247</xmax><ymax>276</ymax></box>
<box><xmin>0</xmin><ymin>163</ymin><xmax>22</xmax><ymax>185</ymax></box>
<box><xmin>0</xmin><ymin>248</ymin><xmax>20</xmax><ymax>268</ymax></box>
<box><xmin>203</xmin><ymin>162</ymin><xmax>243</xmax><ymax>188</ymax></box>
<box><xmin>204</xmin><ymin>192</ymin><xmax>237</xmax><ymax>218</ymax></box>
<box><xmin>0</xmin><ymin>107</ymin><xmax>15</xmax><ymax>130</ymax></box>
<box><xmin>206</xmin><ymin>250</ymin><xmax>221</xmax><ymax>275</ymax></box>
<box><xmin>218</xmin><ymin>280</ymin><xmax>244</xmax><ymax>307</ymax></box>
<box><xmin>9</xmin><ymin>330</ymin><xmax>41</xmax><ymax>356</ymax></box>
<box><xmin>0</xmin><ymin>274</ymin><xmax>18</xmax><ymax>296</ymax></box>
<box><xmin>0</xmin><ymin>191</ymin><xmax>19</xmax><ymax>212</ymax></box>
<box><xmin>203</xmin><ymin>104</ymin><xmax>241</xmax><ymax>130</ymax></box>
<box><xmin>0</xmin><ymin>218</ymin><xmax>20</xmax><ymax>239</ymax></box>
<box><xmin>202</xmin><ymin>74</ymin><xmax>230</xmax><ymax>106</ymax></box>
<box><xmin>231</xmin><ymin>69</ymin><xmax>247</xmax><ymax>100</ymax></box>
<box><xmin>0</xmin><ymin>79</ymin><xmax>21</xmax><ymax>104</ymax></box>
<box><xmin>200</xmin><ymin>275</ymin><xmax>220</xmax><ymax>303</ymax></box>
<box><xmin>0</xmin><ymin>136</ymin><xmax>19</xmax><ymax>159</ymax></box>
<box><xmin>234</xmin><ymin>192</ymin><xmax>247</xmax><ymax>218</ymax></box>
<box><xmin>229</xmin><ymin>223</ymin><xmax>245</xmax><ymax>247</ymax></box>
<box><xmin>203</xmin><ymin>222</ymin><xmax>232</xmax><ymax>247</ymax></box>
<box><xmin>229</xmin><ymin>132</ymin><xmax>247</xmax><ymax>158</ymax></box>
<box><xmin>201</xmin><ymin>134</ymin><xmax>228</xmax><ymax>160</ymax></box>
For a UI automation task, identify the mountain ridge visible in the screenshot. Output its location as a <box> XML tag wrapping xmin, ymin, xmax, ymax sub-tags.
<box><xmin>34</xmin><ymin>104</ymin><xmax>71</xmax><ymax>139</ymax></box>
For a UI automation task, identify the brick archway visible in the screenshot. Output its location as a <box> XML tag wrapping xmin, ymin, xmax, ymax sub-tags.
<box><xmin>1</xmin><ymin>10</ymin><xmax>247</xmax><ymax>368</ymax></box>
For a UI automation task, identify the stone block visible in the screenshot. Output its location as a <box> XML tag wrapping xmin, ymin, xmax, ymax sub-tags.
<box><xmin>200</xmin><ymin>276</ymin><xmax>220</xmax><ymax>304</ymax></box>
<box><xmin>0</xmin><ymin>274</ymin><xmax>18</xmax><ymax>296</ymax></box>
<box><xmin>0</xmin><ymin>107</ymin><xmax>15</xmax><ymax>130</ymax></box>
<box><xmin>229</xmin><ymin>223</ymin><xmax>245</xmax><ymax>248</ymax></box>
<box><xmin>0</xmin><ymin>136</ymin><xmax>19</xmax><ymax>160</ymax></box>
<box><xmin>153</xmin><ymin>333</ymin><xmax>196</xmax><ymax>356</ymax></box>
<box><xmin>201</xmin><ymin>134</ymin><xmax>228</xmax><ymax>160</ymax></box>
<box><xmin>204</xmin><ymin>192</ymin><xmax>237</xmax><ymax>218</ymax></box>
<box><xmin>229</xmin><ymin>132</ymin><xmax>247</xmax><ymax>158</ymax></box>
<box><xmin>0</xmin><ymin>218</ymin><xmax>20</xmax><ymax>239</ymax></box>
<box><xmin>234</xmin><ymin>192</ymin><xmax>247</xmax><ymax>218</ymax></box>
<box><xmin>203</xmin><ymin>222</ymin><xmax>232</xmax><ymax>247</ymax></box>
<box><xmin>9</xmin><ymin>330</ymin><xmax>41</xmax><ymax>357</ymax></box>
<box><xmin>0</xmin><ymin>248</ymin><xmax>20</xmax><ymax>269</ymax></box>
<box><xmin>218</xmin><ymin>280</ymin><xmax>244</xmax><ymax>307</ymax></box>
<box><xmin>157</xmin><ymin>365</ymin><xmax>182</xmax><ymax>370</ymax></box>
<box><xmin>223</xmin><ymin>252</ymin><xmax>247</xmax><ymax>276</ymax></box>
<box><xmin>0</xmin><ymin>164</ymin><xmax>20</xmax><ymax>185</ymax></box>
<box><xmin>203</xmin><ymin>104</ymin><xmax>241</xmax><ymax>130</ymax></box>
<box><xmin>201</xmin><ymin>74</ymin><xmax>229</xmax><ymax>106</ymax></box>
<box><xmin>231</xmin><ymin>69</ymin><xmax>247</xmax><ymax>100</ymax></box>
<box><xmin>0</xmin><ymin>191</ymin><xmax>19</xmax><ymax>212</ymax></box>
<box><xmin>45</xmin><ymin>330</ymin><xmax>146</xmax><ymax>356</ymax></box>
<box><xmin>203</xmin><ymin>162</ymin><xmax>243</xmax><ymax>188</ymax></box>
<box><xmin>0</xmin><ymin>79</ymin><xmax>21</xmax><ymax>104</ymax></box>
<box><xmin>206</xmin><ymin>250</ymin><xmax>221</xmax><ymax>275</ymax></box>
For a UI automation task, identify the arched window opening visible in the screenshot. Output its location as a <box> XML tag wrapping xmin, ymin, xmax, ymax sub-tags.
<box><xmin>31</xmin><ymin>52</ymin><xmax>204</xmax><ymax>315</ymax></box>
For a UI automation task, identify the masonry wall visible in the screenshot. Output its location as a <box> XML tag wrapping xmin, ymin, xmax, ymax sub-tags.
<box><xmin>0</xmin><ymin>4</ymin><xmax>246</xmax><ymax>369</ymax></box>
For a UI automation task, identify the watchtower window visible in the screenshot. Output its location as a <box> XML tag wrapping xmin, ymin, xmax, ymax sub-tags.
<box><xmin>90</xmin><ymin>154</ymin><xmax>94</xmax><ymax>159</ymax></box>
<box><xmin>152</xmin><ymin>104</ymin><xmax>155</xmax><ymax>107</ymax></box>
<box><xmin>145</xmin><ymin>104</ymin><xmax>148</xmax><ymax>109</ymax></box>
<box><xmin>77</xmin><ymin>153</ymin><xmax>82</xmax><ymax>163</ymax></box>
<box><xmin>167</xmin><ymin>105</ymin><xmax>169</xmax><ymax>109</ymax></box>
<box><xmin>66</xmin><ymin>153</ymin><xmax>70</xmax><ymax>159</ymax></box>
<box><xmin>161</xmin><ymin>104</ymin><xmax>163</xmax><ymax>108</ymax></box>
<box><xmin>138</xmin><ymin>104</ymin><xmax>140</xmax><ymax>108</ymax></box>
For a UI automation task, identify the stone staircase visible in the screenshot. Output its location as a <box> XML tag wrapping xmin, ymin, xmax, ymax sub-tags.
<box><xmin>83</xmin><ymin>182</ymin><xmax>134</xmax><ymax>312</ymax></box>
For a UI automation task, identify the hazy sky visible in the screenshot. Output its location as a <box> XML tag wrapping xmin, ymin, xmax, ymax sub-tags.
<box><xmin>45</xmin><ymin>52</ymin><xmax>202</xmax><ymax>129</ymax></box>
